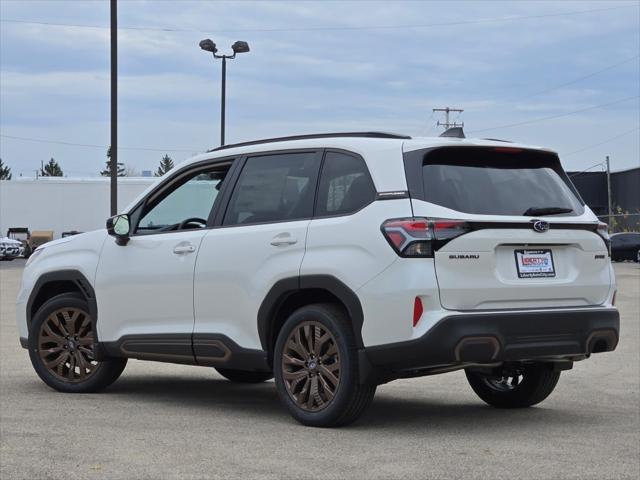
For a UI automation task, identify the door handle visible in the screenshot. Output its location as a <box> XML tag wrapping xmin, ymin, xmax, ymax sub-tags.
<box><xmin>270</xmin><ymin>233</ymin><xmax>298</xmax><ymax>247</ymax></box>
<box><xmin>173</xmin><ymin>243</ymin><xmax>196</xmax><ymax>254</ymax></box>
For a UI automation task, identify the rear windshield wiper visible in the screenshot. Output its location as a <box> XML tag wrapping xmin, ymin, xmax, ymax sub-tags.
<box><xmin>523</xmin><ymin>206</ymin><xmax>574</xmax><ymax>216</ymax></box>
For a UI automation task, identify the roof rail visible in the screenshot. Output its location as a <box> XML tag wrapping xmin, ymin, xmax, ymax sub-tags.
<box><xmin>481</xmin><ymin>138</ymin><xmax>513</xmax><ymax>143</ymax></box>
<box><xmin>207</xmin><ymin>131</ymin><xmax>411</xmax><ymax>152</ymax></box>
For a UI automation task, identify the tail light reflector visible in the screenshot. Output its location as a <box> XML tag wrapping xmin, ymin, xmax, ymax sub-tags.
<box><xmin>381</xmin><ymin>217</ymin><xmax>470</xmax><ymax>257</ymax></box>
<box><xmin>413</xmin><ymin>297</ymin><xmax>423</xmax><ymax>327</ymax></box>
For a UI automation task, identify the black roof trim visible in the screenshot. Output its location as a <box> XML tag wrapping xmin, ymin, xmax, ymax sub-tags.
<box><xmin>481</xmin><ymin>138</ymin><xmax>513</xmax><ymax>143</ymax></box>
<box><xmin>207</xmin><ymin>132</ymin><xmax>411</xmax><ymax>152</ymax></box>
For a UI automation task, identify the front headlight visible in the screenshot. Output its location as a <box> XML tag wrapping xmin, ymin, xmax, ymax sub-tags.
<box><xmin>25</xmin><ymin>247</ymin><xmax>44</xmax><ymax>267</ymax></box>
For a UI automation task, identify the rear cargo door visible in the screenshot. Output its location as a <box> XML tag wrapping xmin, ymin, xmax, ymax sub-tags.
<box><xmin>408</xmin><ymin>146</ymin><xmax>611</xmax><ymax>310</ymax></box>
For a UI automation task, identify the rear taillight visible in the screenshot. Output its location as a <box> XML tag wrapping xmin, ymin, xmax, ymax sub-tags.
<box><xmin>596</xmin><ymin>222</ymin><xmax>611</xmax><ymax>254</ymax></box>
<box><xmin>381</xmin><ymin>217</ymin><xmax>470</xmax><ymax>257</ymax></box>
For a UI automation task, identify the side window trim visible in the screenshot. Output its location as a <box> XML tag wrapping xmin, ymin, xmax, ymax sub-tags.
<box><xmin>129</xmin><ymin>158</ymin><xmax>236</xmax><ymax>236</ymax></box>
<box><xmin>313</xmin><ymin>148</ymin><xmax>377</xmax><ymax>219</ymax></box>
<box><xmin>211</xmin><ymin>154</ymin><xmax>248</xmax><ymax>227</ymax></box>
<box><xmin>206</xmin><ymin>156</ymin><xmax>244</xmax><ymax>227</ymax></box>
<box><xmin>216</xmin><ymin>148</ymin><xmax>324</xmax><ymax>228</ymax></box>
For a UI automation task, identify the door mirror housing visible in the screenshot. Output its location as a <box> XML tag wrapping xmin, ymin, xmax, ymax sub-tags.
<box><xmin>106</xmin><ymin>214</ymin><xmax>131</xmax><ymax>245</ymax></box>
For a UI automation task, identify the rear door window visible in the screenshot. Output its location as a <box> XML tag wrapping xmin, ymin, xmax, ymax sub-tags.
<box><xmin>316</xmin><ymin>151</ymin><xmax>376</xmax><ymax>216</ymax></box>
<box><xmin>223</xmin><ymin>152</ymin><xmax>321</xmax><ymax>226</ymax></box>
<box><xmin>421</xmin><ymin>148</ymin><xmax>584</xmax><ymax>216</ymax></box>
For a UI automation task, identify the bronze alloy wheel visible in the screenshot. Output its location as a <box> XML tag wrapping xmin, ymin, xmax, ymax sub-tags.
<box><xmin>281</xmin><ymin>321</ymin><xmax>341</xmax><ymax>412</ymax></box>
<box><xmin>37</xmin><ymin>307</ymin><xmax>99</xmax><ymax>383</ymax></box>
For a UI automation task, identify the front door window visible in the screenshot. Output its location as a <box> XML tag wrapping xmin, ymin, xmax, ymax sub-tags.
<box><xmin>136</xmin><ymin>167</ymin><xmax>229</xmax><ymax>234</ymax></box>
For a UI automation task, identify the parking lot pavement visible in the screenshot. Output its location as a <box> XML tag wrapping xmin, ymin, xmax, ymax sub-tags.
<box><xmin>0</xmin><ymin>258</ymin><xmax>26</xmax><ymax>270</ymax></box>
<box><xmin>1</xmin><ymin>262</ymin><xmax>638</xmax><ymax>480</ymax></box>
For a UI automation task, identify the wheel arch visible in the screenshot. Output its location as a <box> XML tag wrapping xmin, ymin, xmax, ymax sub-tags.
<box><xmin>258</xmin><ymin>275</ymin><xmax>365</xmax><ymax>365</ymax></box>
<box><xmin>27</xmin><ymin>270</ymin><xmax>98</xmax><ymax>340</ymax></box>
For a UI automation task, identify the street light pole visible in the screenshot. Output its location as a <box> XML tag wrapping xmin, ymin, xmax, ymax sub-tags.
<box><xmin>220</xmin><ymin>56</ymin><xmax>226</xmax><ymax>146</ymax></box>
<box><xmin>199</xmin><ymin>39</ymin><xmax>250</xmax><ymax>147</ymax></box>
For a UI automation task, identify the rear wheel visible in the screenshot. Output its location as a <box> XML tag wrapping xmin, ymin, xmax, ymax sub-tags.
<box><xmin>215</xmin><ymin>368</ymin><xmax>273</xmax><ymax>383</ymax></box>
<box><xmin>28</xmin><ymin>293</ymin><xmax>127</xmax><ymax>393</ymax></box>
<box><xmin>465</xmin><ymin>363</ymin><xmax>560</xmax><ymax>408</ymax></box>
<box><xmin>274</xmin><ymin>303</ymin><xmax>376</xmax><ymax>427</ymax></box>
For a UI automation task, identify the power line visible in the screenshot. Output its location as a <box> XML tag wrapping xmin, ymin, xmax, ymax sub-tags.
<box><xmin>568</xmin><ymin>161</ymin><xmax>606</xmax><ymax>178</ymax></box>
<box><xmin>563</xmin><ymin>126</ymin><xmax>640</xmax><ymax>157</ymax></box>
<box><xmin>513</xmin><ymin>54</ymin><xmax>640</xmax><ymax>101</ymax></box>
<box><xmin>0</xmin><ymin>4</ymin><xmax>636</xmax><ymax>34</ymax></box>
<box><xmin>421</xmin><ymin>110</ymin><xmax>437</xmax><ymax>136</ymax></box>
<box><xmin>469</xmin><ymin>95</ymin><xmax>640</xmax><ymax>134</ymax></box>
<box><xmin>0</xmin><ymin>134</ymin><xmax>200</xmax><ymax>153</ymax></box>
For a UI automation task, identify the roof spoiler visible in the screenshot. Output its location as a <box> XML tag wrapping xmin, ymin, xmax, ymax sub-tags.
<box><xmin>439</xmin><ymin>127</ymin><xmax>465</xmax><ymax>139</ymax></box>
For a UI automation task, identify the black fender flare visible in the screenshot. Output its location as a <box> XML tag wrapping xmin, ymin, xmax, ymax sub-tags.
<box><xmin>257</xmin><ymin>274</ymin><xmax>365</xmax><ymax>352</ymax></box>
<box><xmin>26</xmin><ymin>269</ymin><xmax>99</xmax><ymax>342</ymax></box>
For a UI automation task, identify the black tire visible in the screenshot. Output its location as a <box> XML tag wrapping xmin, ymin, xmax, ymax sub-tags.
<box><xmin>273</xmin><ymin>303</ymin><xmax>376</xmax><ymax>427</ymax></box>
<box><xmin>465</xmin><ymin>363</ymin><xmax>560</xmax><ymax>408</ymax></box>
<box><xmin>28</xmin><ymin>293</ymin><xmax>127</xmax><ymax>393</ymax></box>
<box><xmin>215</xmin><ymin>368</ymin><xmax>273</xmax><ymax>383</ymax></box>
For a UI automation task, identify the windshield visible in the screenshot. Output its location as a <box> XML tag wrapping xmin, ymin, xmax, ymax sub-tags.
<box><xmin>421</xmin><ymin>148</ymin><xmax>584</xmax><ymax>216</ymax></box>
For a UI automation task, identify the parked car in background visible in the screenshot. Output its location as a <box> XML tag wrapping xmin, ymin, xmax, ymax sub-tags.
<box><xmin>0</xmin><ymin>236</ymin><xmax>22</xmax><ymax>260</ymax></box>
<box><xmin>610</xmin><ymin>232</ymin><xmax>640</xmax><ymax>262</ymax></box>
<box><xmin>6</xmin><ymin>227</ymin><xmax>32</xmax><ymax>258</ymax></box>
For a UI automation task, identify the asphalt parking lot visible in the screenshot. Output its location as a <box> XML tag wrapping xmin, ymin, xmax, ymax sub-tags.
<box><xmin>1</xmin><ymin>259</ymin><xmax>638</xmax><ymax>480</ymax></box>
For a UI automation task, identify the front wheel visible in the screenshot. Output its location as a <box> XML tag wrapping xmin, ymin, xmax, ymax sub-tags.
<box><xmin>28</xmin><ymin>293</ymin><xmax>127</xmax><ymax>393</ymax></box>
<box><xmin>274</xmin><ymin>303</ymin><xmax>376</xmax><ymax>427</ymax></box>
<box><xmin>465</xmin><ymin>364</ymin><xmax>560</xmax><ymax>408</ymax></box>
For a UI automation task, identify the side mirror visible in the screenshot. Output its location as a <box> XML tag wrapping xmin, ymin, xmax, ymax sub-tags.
<box><xmin>106</xmin><ymin>214</ymin><xmax>131</xmax><ymax>246</ymax></box>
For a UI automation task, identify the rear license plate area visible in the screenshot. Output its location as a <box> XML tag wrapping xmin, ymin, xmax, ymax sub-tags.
<box><xmin>514</xmin><ymin>249</ymin><xmax>555</xmax><ymax>278</ymax></box>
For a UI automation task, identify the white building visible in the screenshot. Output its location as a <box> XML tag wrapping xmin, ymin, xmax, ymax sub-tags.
<box><xmin>0</xmin><ymin>177</ymin><xmax>156</xmax><ymax>238</ymax></box>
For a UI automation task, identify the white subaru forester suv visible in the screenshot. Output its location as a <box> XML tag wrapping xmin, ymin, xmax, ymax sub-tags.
<box><xmin>17</xmin><ymin>130</ymin><xmax>619</xmax><ymax>427</ymax></box>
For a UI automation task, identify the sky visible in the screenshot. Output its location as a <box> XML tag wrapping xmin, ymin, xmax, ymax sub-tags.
<box><xmin>0</xmin><ymin>0</ymin><xmax>639</xmax><ymax>178</ymax></box>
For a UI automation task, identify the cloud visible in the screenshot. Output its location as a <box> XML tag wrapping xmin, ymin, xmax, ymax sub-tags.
<box><xmin>1</xmin><ymin>0</ymin><xmax>638</xmax><ymax>175</ymax></box>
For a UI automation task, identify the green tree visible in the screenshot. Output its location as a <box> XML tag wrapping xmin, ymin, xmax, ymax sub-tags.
<box><xmin>40</xmin><ymin>157</ymin><xmax>63</xmax><ymax>177</ymax></box>
<box><xmin>155</xmin><ymin>154</ymin><xmax>174</xmax><ymax>177</ymax></box>
<box><xmin>0</xmin><ymin>158</ymin><xmax>11</xmax><ymax>180</ymax></box>
<box><xmin>100</xmin><ymin>147</ymin><xmax>126</xmax><ymax>177</ymax></box>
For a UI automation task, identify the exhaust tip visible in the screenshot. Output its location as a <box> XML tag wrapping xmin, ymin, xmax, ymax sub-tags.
<box><xmin>454</xmin><ymin>336</ymin><xmax>500</xmax><ymax>362</ymax></box>
<box><xmin>587</xmin><ymin>329</ymin><xmax>618</xmax><ymax>354</ymax></box>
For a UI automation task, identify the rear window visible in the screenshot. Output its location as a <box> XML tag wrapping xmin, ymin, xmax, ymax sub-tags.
<box><xmin>420</xmin><ymin>148</ymin><xmax>584</xmax><ymax>216</ymax></box>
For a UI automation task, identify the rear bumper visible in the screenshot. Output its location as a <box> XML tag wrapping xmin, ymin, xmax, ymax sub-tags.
<box><xmin>362</xmin><ymin>307</ymin><xmax>619</xmax><ymax>381</ymax></box>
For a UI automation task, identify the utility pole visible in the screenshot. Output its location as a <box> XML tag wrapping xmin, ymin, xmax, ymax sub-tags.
<box><xmin>433</xmin><ymin>107</ymin><xmax>464</xmax><ymax>130</ymax></box>
<box><xmin>110</xmin><ymin>0</ymin><xmax>118</xmax><ymax>215</ymax></box>
<box><xmin>606</xmin><ymin>155</ymin><xmax>612</xmax><ymax>228</ymax></box>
